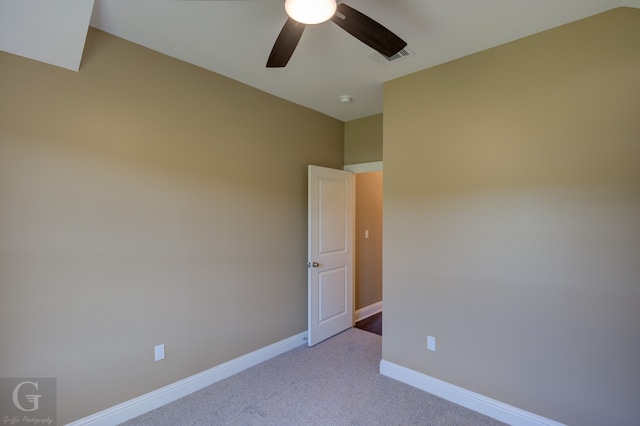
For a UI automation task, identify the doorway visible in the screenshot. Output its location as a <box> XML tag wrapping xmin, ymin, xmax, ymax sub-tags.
<box><xmin>345</xmin><ymin>162</ymin><xmax>383</xmax><ymax>335</ymax></box>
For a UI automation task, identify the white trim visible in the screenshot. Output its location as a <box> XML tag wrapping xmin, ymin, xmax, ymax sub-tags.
<box><xmin>355</xmin><ymin>301</ymin><xmax>383</xmax><ymax>322</ymax></box>
<box><xmin>379</xmin><ymin>360</ymin><xmax>566</xmax><ymax>426</ymax></box>
<box><xmin>343</xmin><ymin>161</ymin><xmax>383</xmax><ymax>173</ymax></box>
<box><xmin>67</xmin><ymin>331</ymin><xmax>308</xmax><ymax>426</ymax></box>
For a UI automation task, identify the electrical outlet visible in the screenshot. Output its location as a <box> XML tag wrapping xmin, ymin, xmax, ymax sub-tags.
<box><xmin>154</xmin><ymin>344</ymin><xmax>165</xmax><ymax>361</ymax></box>
<box><xmin>427</xmin><ymin>336</ymin><xmax>436</xmax><ymax>352</ymax></box>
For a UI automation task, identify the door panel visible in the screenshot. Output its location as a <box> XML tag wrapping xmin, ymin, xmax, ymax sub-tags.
<box><xmin>319</xmin><ymin>179</ymin><xmax>347</xmax><ymax>253</ymax></box>
<box><xmin>319</xmin><ymin>267</ymin><xmax>348</xmax><ymax>323</ymax></box>
<box><xmin>308</xmin><ymin>165</ymin><xmax>354</xmax><ymax>346</ymax></box>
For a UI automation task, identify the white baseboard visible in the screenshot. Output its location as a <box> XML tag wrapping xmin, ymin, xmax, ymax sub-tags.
<box><xmin>379</xmin><ymin>360</ymin><xmax>566</xmax><ymax>426</ymax></box>
<box><xmin>67</xmin><ymin>331</ymin><xmax>308</xmax><ymax>426</ymax></box>
<box><xmin>355</xmin><ymin>301</ymin><xmax>382</xmax><ymax>322</ymax></box>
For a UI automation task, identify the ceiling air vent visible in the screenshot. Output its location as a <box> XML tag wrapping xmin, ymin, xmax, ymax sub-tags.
<box><xmin>367</xmin><ymin>47</ymin><xmax>415</xmax><ymax>65</ymax></box>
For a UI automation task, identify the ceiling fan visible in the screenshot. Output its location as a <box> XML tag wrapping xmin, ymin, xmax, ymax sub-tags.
<box><xmin>268</xmin><ymin>0</ymin><xmax>407</xmax><ymax>67</ymax></box>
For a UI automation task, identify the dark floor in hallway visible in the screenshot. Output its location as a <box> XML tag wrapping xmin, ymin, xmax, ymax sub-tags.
<box><xmin>354</xmin><ymin>311</ymin><xmax>382</xmax><ymax>336</ymax></box>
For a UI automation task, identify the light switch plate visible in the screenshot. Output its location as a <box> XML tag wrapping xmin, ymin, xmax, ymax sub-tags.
<box><xmin>154</xmin><ymin>344</ymin><xmax>165</xmax><ymax>361</ymax></box>
<box><xmin>427</xmin><ymin>336</ymin><xmax>436</xmax><ymax>351</ymax></box>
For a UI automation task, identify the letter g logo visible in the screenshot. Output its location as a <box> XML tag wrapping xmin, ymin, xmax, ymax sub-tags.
<box><xmin>12</xmin><ymin>381</ymin><xmax>41</xmax><ymax>412</ymax></box>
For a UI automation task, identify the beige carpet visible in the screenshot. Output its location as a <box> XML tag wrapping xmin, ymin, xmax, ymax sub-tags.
<box><xmin>121</xmin><ymin>328</ymin><xmax>506</xmax><ymax>425</ymax></box>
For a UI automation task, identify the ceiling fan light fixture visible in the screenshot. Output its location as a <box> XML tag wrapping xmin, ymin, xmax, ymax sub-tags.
<box><xmin>285</xmin><ymin>0</ymin><xmax>337</xmax><ymax>25</ymax></box>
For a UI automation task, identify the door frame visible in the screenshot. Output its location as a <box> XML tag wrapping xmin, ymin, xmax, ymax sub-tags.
<box><xmin>343</xmin><ymin>161</ymin><xmax>383</xmax><ymax>323</ymax></box>
<box><xmin>343</xmin><ymin>161</ymin><xmax>383</xmax><ymax>174</ymax></box>
<box><xmin>306</xmin><ymin>161</ymin><xmax>383</xmax><ymax>346</ymax></box>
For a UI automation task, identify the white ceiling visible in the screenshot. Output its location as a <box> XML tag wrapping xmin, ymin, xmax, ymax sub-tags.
<box><xmin>2</xmin><ymin>0</ymin><xmax>639</xmax><ymax>121</ymax></box>
<box><xmin>0</xmin><ymin>0</ymin><xmax>94</xmax><ymax>71</ymax></box>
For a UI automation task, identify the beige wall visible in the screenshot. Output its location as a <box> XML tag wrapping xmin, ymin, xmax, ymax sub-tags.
<box><xmin>383</xmin><ymin>7</ymin><xmax>640</xmax><ymax>426</ymax></box>
<box><xmin>355</xmin><ymin>172</ymin><xmax>383</xmax><ymax>310</ymax></box>
<box><xmin>344</xmin><ymin>114</ymin><xmax>382</xmax><ymax>164</ymax></box>
<box><xmin>0</xmin><ymin>28</ymin><xmax>343</xmax><ymax>424</ymax></box>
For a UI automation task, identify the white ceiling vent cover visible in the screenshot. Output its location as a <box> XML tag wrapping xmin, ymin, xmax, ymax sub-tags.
<box><xmin>367</xmin><ymin>47</ymin><xmax>415</xmax><ymax>65</ymax></box>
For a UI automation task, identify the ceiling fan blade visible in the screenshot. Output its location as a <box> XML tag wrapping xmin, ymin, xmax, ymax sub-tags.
<box><xmin>267</xmin><ymin>18</ymin><xmax>306</xmax><ymax>68</ymax></box>
<box><xmin>330</xmin><ymin>3</ymin><xmax>407</xmax><ymax>58</ymax></box>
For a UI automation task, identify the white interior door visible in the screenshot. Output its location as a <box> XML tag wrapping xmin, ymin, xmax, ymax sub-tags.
<box><xmin>307</xmin><ymin>165</ymin><xmax>355</xmax><ymax>346</ymax></box>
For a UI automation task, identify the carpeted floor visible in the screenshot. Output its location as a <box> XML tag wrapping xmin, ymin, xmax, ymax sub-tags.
<box><xmin>121</xmin><ymin>328</ymin><xmax>506</xmax><ymax>425</ymax></box>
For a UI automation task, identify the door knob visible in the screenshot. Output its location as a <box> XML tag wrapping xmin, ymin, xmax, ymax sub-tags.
<box><xmin>307</xmin><ymin>261</ymin><xmax>320</xmax><ymax>268</ymax></box>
